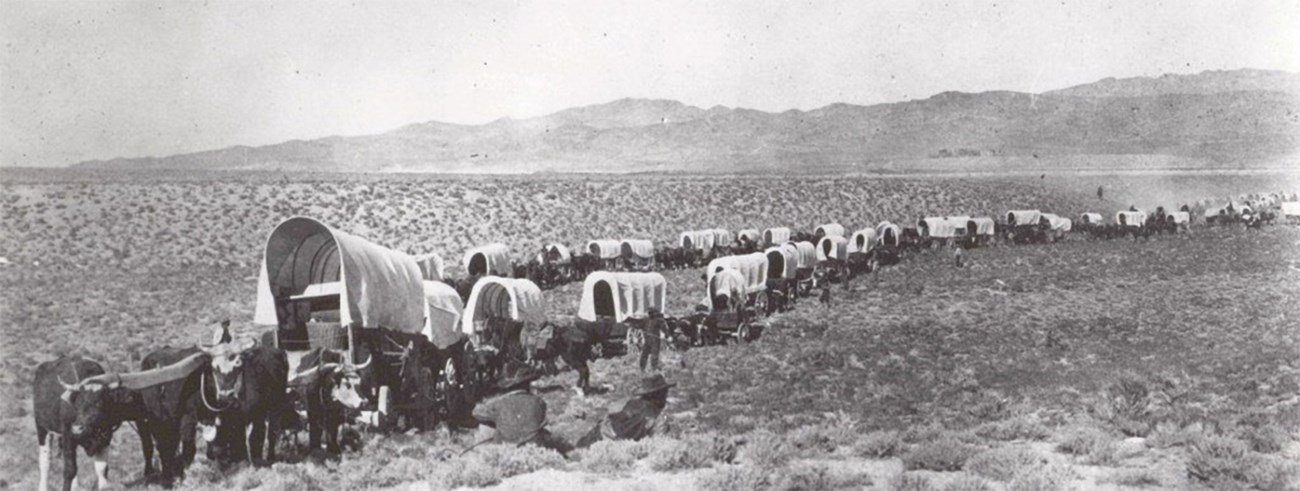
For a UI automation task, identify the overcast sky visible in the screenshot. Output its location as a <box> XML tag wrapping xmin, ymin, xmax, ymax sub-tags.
<box><xmin>2</xmin><ymin>0</ymin><xmax>1298</xmax><ymax>167</ymax></box>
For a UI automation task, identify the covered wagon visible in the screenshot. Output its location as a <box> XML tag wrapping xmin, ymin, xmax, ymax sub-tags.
<box><xmin>919</xmin><ymin>217</ymin><xmax>969</xmax><ymax>239</ymax></box>
<box><xmin>965</xmin><ymin>217</ymin><xmax>996</xmax><ymax>245</ymax></box>
<box><xmin>701</xmin><ymin>268</ymin><xmax>755</xmax><ymax>343</ymax></box>
<box><xmin>462</xmin><ymin>243</ymin><xmax>512</xmax><ymax>277</ymax></box>
<box><xmin>737</xmin><ymin>229</ymin><xmax>762</xmax><ymax>247</ymax></box>
<box><xmin>414</xmin><ymin>252</ymin><xmax>446</xmax><ymax>282</ymax></box>
<box><xmin>461</xmin><ymin>276</ymin><xmax>546</xmax><ymax>346</ymax></box>
<box><xmin>764</xmin><ymin>227</ymin><xmax>793</xmax><ymax>246</ymax></box>
<box><xmin>706</xmin><ymin>253</ymin><xmax>769</xmax><ymax>296</ymax></box>
<box><xmin>711</xmin><ymin>229</ymin><xmax>734</xmax><ymax>248</ymax></box>
<box><xmin>815</xmin><ymin>223</ymin><xmax>845</xmax><ymax>238</ymax></box>
<box><xmin>765</xmin><ymin>245</ymin><xmax>798</xmax><ymax>281</ymax></box>
<box><xmin>1078</xmin><ymin>213</ymin><xmax>1103</xmax><ymax>226</ymax></box>
<box><xmin>679</xmin><ymin>230</ymin><xmax>716</xmax><ymax>251</ymax></box>
<box><xmin>1040</xmin><ymin>213</ymin><xmax>1072</xmax><ymax>241</ymax></box>
<box><xmin>1115</xmin><ymin>211</ymin><xmax>1147</xmax><ymax>228</ymax></box>
<box><xmin>876</xmin><ymin>221</ymin><xmax>902</xmax><ymax>248</ymax></box>
<box><xmin>578</xmin><ymin>271</ymin><xmax>667</xmax><ymax>356</ymax></box>
<box><xmin>786</xmin><ymin>240</ymin><xmax>819</xmax><ymax>296</ymax></box>
<box><xmin>848</xmin><ymin>228</ymin><xmax>878</xmax><ymax>254</ymax></box>
<box><xmin>543</xmin><ymin>243</ymin><xmax>572</xmax><ymax>264</ymax></box>
<box><xmin>620</xmin><ymin>239</ymin><xmax>656</xmax><ymax>271</ymax></box>
<box><xmin>1006</xmin><ymin>210</ymin><xmax>1042</xmax><ymax>228</ymax></box>
<box><xmin>586</xmin><ymin>239</ymin><xmax>622</xmax><ymax>269</ymax></box>
<box><xmin>817</xmin><ymin>235</ymin><xmax>849</xmax><ymax>261</ymax></box>
<box><xmin>255</xmin><ymin>217</ymin><xmax>426</xmax><ymax>352</ymax></box>
<box><xmin>1282</xmin><ymin>202</ymin><xmax>1300</xmax><ymax>224</ymax></box>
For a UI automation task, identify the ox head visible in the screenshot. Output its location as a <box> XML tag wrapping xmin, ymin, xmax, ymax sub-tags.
<box><xmin>200</xmin><ymin>337</ymin><xmax>257</xmax><ymax>404</ymax></box>
<box><xmin>59</xmin><ymin>373</ymin><xmax>126</xmax><ymax>439</ymax></box>
<box><xmin>288</xmin><ymin>353</ymin><xmax>371</xmax><ymax>409</ymax></box>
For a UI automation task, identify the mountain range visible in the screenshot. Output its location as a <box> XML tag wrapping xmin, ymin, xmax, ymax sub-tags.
<box><xmin>78</xmin><ymin>69</ymin><xmax>1300</xmax><ymax>173</ymax></box>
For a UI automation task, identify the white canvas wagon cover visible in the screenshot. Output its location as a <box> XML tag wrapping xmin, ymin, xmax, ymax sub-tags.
<box><xmin>848</xmin><ymin>228</ymin><xmax>878</xmax><ymax>254</ymax></box>
<box><xmin>919</xmin><ymin>217</ymin><xmax>968</xmax><ymax>239</ymax></box>
<box><xmin>815</xmin><ymin>223</ymin><xmax>845</xmax><ymax>238</ymax></box>
<box><xmin>461</xmin><ymin>277</ymin><xmax>545</xmax><ymax>335</ymax></box>
<box><xmin>544</xmin><ymin>244</ymin><xmax>572</xmax><ymax>264</ymax></box>
<box><xmin>876</xmin><ymin>221</ymin><xmax>901</xmax><ymax>247</ymax></box>
<box><xmin>587</xmin><ymin>239</ymin><xmax>622</xmax><ymax>259</ymax></box>
<box><xmin>738</xmin><ymin>229</ymin><xmax>761</xmax><ymax>244</ymax></box>
<box><xmin>1167</xmin><ymin>212</ymin><xmax>1190</xmax><ymax>225</ymax></box>
<box><xmin>462</xmin><ymin>243</ymin><xmax>512</xmax><ymax>277</ymax></box>
<box><xmin>422</xmin><ymin>280</ymin><xmax>465</xmax><ymax>349</ymax></box>
<box><xmin>1282</xmin><ymin>202</ymin><xmax>1300</xmax><ymax>218</ymax></box>
<box><xmin>788</xmin><ymin>241</ymin><xmax>818</xmax><ymax>269</ymax></box>
<box><xmin>577</xmin><ymin>272</ymin><xmax>667</xmax><ymax>322</ymax></box>
<box><xmin>711</xmin><ymin>229</ymin><xmax>734</xmax><ymax>247</ymax></box>
<box><xmin>1041</xmin><ymin>213</ymin><xmax>1072</xmax><ymax>232</ymax></box>
<box><xmin>1079</xmin><ymin>213</ymin><xmax>1103</xmax><ymax>225</ymax></box>
<box><xmin>255</xmin><ymin>216</ymin><xmax>425</xmax><ymax>332</ymax></box>
<box><xmin>1006</xmin><ymin>210</ymin><xmax>1042</xmax><ymax>227</ymax></box>
<box><xmin>679</xmin><ymin>230</ymin><xmax>716</xmax><ymax>250</ymax></box>
<box><xmin>765</xmin><ymin>245</ymin><xmax>798</xmax><ymax>279</ymax></box>
<box><xmin>1116</xmin><ymin>211</ymin><xmax>1147</xmax><ymax>227</ymax></box>
<box><xmin>707</xmin><ymin>268</ymin><xmax>747</xmax><ymax>311</ymax></box>
<box><xmin>967</xmin><ymin>217</ymin><xmax>995</xmax><ymax>236</ymax></box>
<box><xmin>764</xmin><ymin>227</ymin><xmax>792</xmax><ymax>245</ymax></box>
<box><xmin>706</xmin><ymin>253</ymin><xmax>768</xmax><ymax>294</ymax></box>
<box><xmin>817</xmin><ymin>235</ymin><xmax>849</xmax><ymax>261</ymax></box>
<box><xmin>414</xmin><ymin>252</ymin><xmax>445</xmax><ymax>282</ymax></box>
<box><xmin>620</xmin><ymin>239</ymin><xmax>655</xmax><ymax>259</ymax></box>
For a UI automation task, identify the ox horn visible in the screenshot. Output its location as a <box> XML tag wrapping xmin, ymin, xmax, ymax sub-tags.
<box><xmin>349</xmin><ymin>353</ymin><xmax>372</xmax><ymax>372</ymax></box>
<box><xmin>115</xmin><ymin>352</ymin><xmax>207</xmax><ymax>390</ymax></box>
<box><xmin>58</xmin><ymin>375</ymin><xmax>80</xmax><ymax>392</ymax></box>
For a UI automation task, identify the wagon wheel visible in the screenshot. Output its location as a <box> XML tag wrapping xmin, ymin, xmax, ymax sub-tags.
<box><xmin>736</xmin><ymin>323</ymin><xmax>752</xmax><ymax>343</ymax></box>
<box><xmin>754</xmin><ymin>292</ymin><xmax>768</xmax><ymax>316</ymax></box>
<box><xmin>438</xmin><ymin>358</ymin><xmax>457</xmax><ymax>392</ymax></box>
<box><xmin>626</xmin><ymin>328</ymin><xmax>645</xmax><ymax>352</ymax></box>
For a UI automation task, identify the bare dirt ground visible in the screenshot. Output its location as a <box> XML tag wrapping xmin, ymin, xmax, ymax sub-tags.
<box><xmin>1</xmin><ymin>170</ymin><xmax>1298</xmax><ymax>490</ymax></box>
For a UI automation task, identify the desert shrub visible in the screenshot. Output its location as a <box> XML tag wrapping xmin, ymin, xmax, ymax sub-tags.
<box><xmin>939</xmin><ymin>474</ymin><xmax>996</xmax><ymax>491</ymax></box>
<box><xmin>1006</xmin><ymin>464</ymin><xmax>1075</xmax><ymax>491</ymax></box>
<box><xmin>1054</xmin><ymin>426</ymin><xmax>1119</xmax><ymax>466</ymax></box>
<box><xmin>577</xmin><ymin>439</ymin><xmax>647</xmax><ymax>473</ymax></box>
<box><xmin>429</xmin><ymin>456</ymin><xmax>503</xmax><ymax>489</ymax></box>
<box><xmin>1090</xmin><ymin>374</ymin><xmax>1154</xmax><ymax>437</ymax></box>
<box><xmin>966</xmin><ymin>446</ymin><xmax>1047</xmax><ymax>482</ymax></box>
<box><xmin>645</xmin><ymin>434</ymin><xmax>732</xmax><ymax>471</ymax></box>
<box><xmin>786</xmin><ymin>425</ymin><xmax>838</xmax><ymax>457</ymax></box>
<box><xmin>475</xmin><ymin>443</ymin><xmax>567</xmax><ymax>478</ymax></box>
<box><xmin>854</xmin><ymin>430</ymin><xmax>904</xmax><ymax>458</ymax></box>
<box><xmin>1098</xmin><ymin>467</ymin><xmax>1163</xmax><ymax>488</ymax></box>
<box><xmin>697</xmin><ymin>464</ymin><xmax>772</xmax><ymax>491</ymax></box>
<box><xmin>1234</xmin><ymin>422</ymin><xmax>1291</xmax><ymax>454</ymax></box>
<box><xmin>903</xmin><ymin>422</ymin><xmax>947</xmax><ymax>443</ymax></box>
<box><xmin>889</xmin><ymin>472</ymin><xmax>934</xmax><ymax>491</ymax></box>
<box><xmin>773</xmin><ymin>461</ymin><xmax>832</xmax><ymax>491</ymax></box>
<box><xmin>1185</xmin><ymin>435</ymin><xmax>1297</xmax><ymax>489</ymax></box>
<box><xmin>742</xmin><ymin>430</ymin><xmax>794</xmax><ymax>467</ymax></box>
<box><xmin>902</xmin><ymin>437</ymin><xmax>977</xmax><ymax>472</ymax></box>
<box><xmin>975</xmin><ymin>414</ymin><xmax>1051</xmax><ymax>441</ymax></box>
<box><xmin>1146</xmin><ymin>420</ymin><xmax>1209</xmax><ymax>449</ymax></box>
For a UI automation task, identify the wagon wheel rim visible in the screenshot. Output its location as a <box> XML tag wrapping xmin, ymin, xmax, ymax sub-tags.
<box><xmin>737</xmin><ymin>323</ymin><xmax>751</xmax><ymax>343</ymax></box>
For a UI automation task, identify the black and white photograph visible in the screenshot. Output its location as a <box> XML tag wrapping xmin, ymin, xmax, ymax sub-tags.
<box><xmin>3</xmin><ymin>1</ymin><xmax>1299</xmax><ymax>489</ymax></box>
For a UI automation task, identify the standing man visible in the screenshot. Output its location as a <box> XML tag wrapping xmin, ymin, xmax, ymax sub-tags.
<box><xmin>640</xmin><ymin>308</ymin><xmax>668</xmax><ymax>372</ymax></box>
<box><xmin>575</xmin><ymin>375</ymin><xmax>674</xmax><ymax>448</ymax></box>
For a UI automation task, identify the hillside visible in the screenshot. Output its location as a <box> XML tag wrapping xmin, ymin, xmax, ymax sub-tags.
<box><xmin>76</xmin><ymin>69</ymin><xmax>1300</xmax><ymax>173</ymax></box>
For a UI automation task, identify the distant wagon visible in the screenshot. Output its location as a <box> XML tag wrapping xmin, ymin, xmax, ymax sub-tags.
<box><xmin>706</xmin><ymin>253</ymin><xmax>769</xmax><ymax>299</ymax></box>
<box><xmin>1006</xmin><ymin>210</ymin><xmax>1042</xmax><ymax>228</ymax></box>
<box><xmin>1115</xmin><ymin>210</ymin><xmax>1147</xmax><ymax>228</ymax></box>
<box><xmin>679</xmin><ymin>230</ymin><xmax>716</xmax><ymax>251</ymax></box>
<box><xmin>711</xmin><ymin>229</ymin><xmax>735</xmax><ymax>249</ymax></box>
<box><xmin>463</xmin><ymin>243</ymin><xmax>512</xmax><ymax>277</ymax></box>
<box><xmin>848</xmin><ymin>228</ymin><xmax>878</xmax><ymax>254</ymax></box>
<box><xmin>786</xmin><ymin>241</ymin><xmax>819</xmax><ymax>295</ymax></box>
<box><xmin>918</xmin><ymin>216</ymin><xmax>969</xmax><ymax>247</ymax></box>
<box><xmin>1078</xmin><ymin>213</ymin><xmax>1103</xmax><ymax>226</ymax></box>
<box><xmin>965</xmin><ymin>217</ymin><xmax>996</xmax><ymax>245</ymax></box>
<box><xmin>1282</xmin><ymin>202</ymin><xmax>1300</xmax><ymax>224</ymax></box>
<box><xmin>765</xmin><ymin>244</ymin><xmax>799</xmax><ymax>282</ymax></box>
<box><xmin>817</xmin><ymin>235</ymin><xmax>850</xmax><ymax>261</ymax></box>
<box><xmin>764</xmin><ymin>227</ymin><xmax>793</xmax><ymax>246</ymax></box>
<box><xmin>701</xmin><ymin>268</ymin><xmax>754</xmax><ymax>343</ymax></box>
<box><xmin>815</xmin><ymin>223</ymin><xmax>846</xmax><ymax>238</ymax></box>
<box><xmin>1040</xmin><ymin>213</ymin><xmax>1072</xmax><ymax>241</ymax></box>
<box><xmin>543</xmin><ymin>243</ymin><xmax>572</xmax><ymax>264</ymax></box>
<box><xmin>738</xmin><ymin>229</ymin><xmax>762</xmax><ymax>245</ymax></box>
<box><xmin>461</xmin><ymin>276</ymin><xmax>546</xmax><ymax>351</ymax></box>
<box><xmin>1164</xmin><ymin>211</ymin><xmax>1191</xmax><ymax>231</ymax></box>
<box><xmin>578</xmin><ymin>271</ymin><xmax>666</xmax><ymax>356</ymax></box>
<box><xmin>876</xmin><ymin>221</ymin><xmax>901</xmax><ymax>248</ymax></box>
<box><xmin>414</xmin><ymin>252</ymin><xmax>446</xmax><ymax>282</ymax></box>
<box><xmin>586</xmin><ymin>239</ymin><xmax>622</xmax><ymax>269</ymax></box>
<box><xmin>620</xmin><ymin>239</ymin><xmax>656</xmax><ymax>271</ymax></box>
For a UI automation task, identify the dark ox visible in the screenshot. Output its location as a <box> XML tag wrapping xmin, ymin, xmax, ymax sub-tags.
<box><xmin>286</xmin><ymin>348</ymin><xmax>367</xmax><ymax>456</ymax></box>
<box><xmin>34</xmin><ymin>356</ymin><xmax>144</xmax><ymax>491</ymax></box>
<box><xmin>197</xmin><ymin>339</ymin><xmax>289</xmax><ymax>468</ymax></box>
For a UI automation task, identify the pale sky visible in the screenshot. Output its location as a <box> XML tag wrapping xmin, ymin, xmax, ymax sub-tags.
<box><xmin>2</xmin><ymin>0</ymin><xmax>1298</xmax><ymax>167</ymax></box>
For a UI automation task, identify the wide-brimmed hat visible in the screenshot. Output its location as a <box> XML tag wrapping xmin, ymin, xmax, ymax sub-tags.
<box><xmin>634</xmin><ymin>374</ymin><xmax>675</xmax><ymax>396</ymax></box>
<box><xmin>498</xmin><ymin>368</ymin><xmax>542</xmax><ymax>390</ymax></box>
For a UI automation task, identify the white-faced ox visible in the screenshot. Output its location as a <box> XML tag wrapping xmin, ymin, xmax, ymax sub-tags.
<box><xmin>34</xmin><ymin>356</ymin><xmax>146</xmax><ymax>491</ymax></box>
<box><xmin>286</xmin><ymin>347</ymin><xmax>369</xmax><ymax>456</ymax></box>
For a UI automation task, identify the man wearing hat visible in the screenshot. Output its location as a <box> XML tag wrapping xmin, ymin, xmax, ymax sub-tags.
<box><xmin>470</xmin><ymin>367</ymin><xmax>552</xmax><ymax>447</ymax></box>
<box><xmin>575</xmin><ymin>374</ymin><xmax>674</xmax><ymax>448</ymax></box>
<box><xmin>640</xmin><ymin>308</ymin><xmax>669</xmax><ymax>372</ymax></box>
